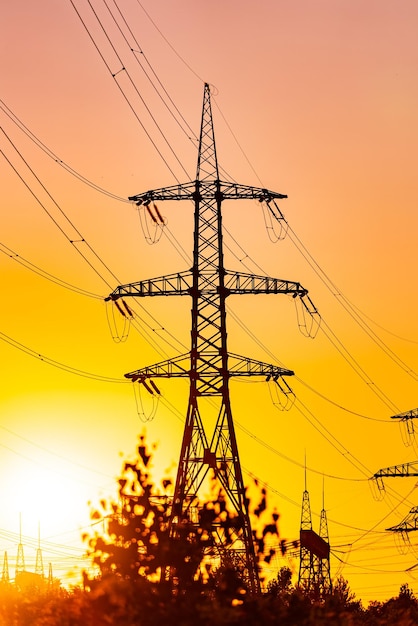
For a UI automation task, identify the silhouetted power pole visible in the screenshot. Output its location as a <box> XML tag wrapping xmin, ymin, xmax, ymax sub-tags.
<box><xmin>107</xmin><ymin>83</ymin><xmax>311</xmax><ymax>594</ymax></box>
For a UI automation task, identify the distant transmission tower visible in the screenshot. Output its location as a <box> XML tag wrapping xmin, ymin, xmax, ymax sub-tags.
<box><xmin>373</xmin><ymin>450</ymin><xmax>418</xmax><ymax>538</ymax></box>
<box><xmin>47</xmin><ymin>562</ymin><xmax>54</xmax><ymax>588</ymax></box>
<box><xmin>390</xmin><ymin>407</ymin><xmax>418</xmax><ymax>446</ymax></box>
<box><xmin>107</xmin><ymin>83</ymin><xmax>312</xmax><ymax>594</ymax></box>
<box><xmin>298</xmin><ymin>471</ymin><xmax>332</xmax><ymax>597</ymax></box>
<box><xmin>15</xmin><ymin>515</ymin><xmax>25</xmax><ymax>576</ymax></box>
<box><xmin>35</xmin><ymin>523</ymin><xmax>44</xmax><ymax>578</ymax></box>
<box><xmin>2</xmin><ymin>551</ymin><xmax>9</xmax><ymax>584</ymax></box>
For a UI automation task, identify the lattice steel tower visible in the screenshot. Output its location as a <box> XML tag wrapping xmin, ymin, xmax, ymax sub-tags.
<box><xmin>107</xmin><ymin>83</ymin><xmax>310</xmax><ymax>594</ymax></box>
<box><xmin>298</xmin><ymin>474</ymin><xmax>332</xmax><ymax>597</ymax></box>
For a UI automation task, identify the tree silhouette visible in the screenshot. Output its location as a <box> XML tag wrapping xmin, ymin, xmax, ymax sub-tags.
<box><xmin>84</xmin><ymin>436</ymin><xmax>281</xmax><ymax>605</ymax></box>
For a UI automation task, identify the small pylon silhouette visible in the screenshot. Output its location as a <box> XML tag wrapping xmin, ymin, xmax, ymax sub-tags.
<box><xmin>298</xmin><ymin>473</ymin><xmax>332</xmax><ymax>597</ymax></box>
<box><xmin>2</xmin><ymin>551</ymin><xmax>10</xmax><ymax>584</ymax></box>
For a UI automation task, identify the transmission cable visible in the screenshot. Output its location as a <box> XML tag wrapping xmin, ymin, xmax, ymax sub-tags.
<box><xmin>341</xmin><ymin>295</ymin><xmax>418</xmax><ymax>345</ymax></box>
<box><xmin>296</xmin><ymin>376</ymin><xmax>392</xmax><ymax>423</ymax></box>
<box><xmin>69</xmin><ymin>0</ymin><xmax>186</xmax><ymax>183</ymax></box>
<box><xmin>11</xmin><ymin>2</ymin><xmax>411</xmax><ymax>538</ymax></box>
<box><xmin>134</xmin><ymin>0</ymin><xmax>204</xmax><ymax>83</ymax></box>
<box><xmin>128</xmin><ymin>0</ymin><xmax>416</xmax><ymax>391</ymax></box>
<box><xmin>0</xmin><ymin>241</ymin><xmax>102</xmax><ymax>299</ymax></box>
<box><xmin>235</xmin><ymin>418</ymin><xmax>367</xmax><ymax>482</ymax></box>
<box><xmin>2</xmin><ymin>125</ymin><xmax>185</xmax><ymax>359</ymax></box>
<box><xmin>209</xmin><ymin>95</ymin><xmax>416</xmax><ymax>382</ymax></box>
<box><xmin>286</xmin><ymin>224</ymin><xmax>417</xmax><ymax>380</ymax></box>
<box><xmin>0</xmin><ymin>329</ymin><xmax>126</xmax><ymax>383</ymax></box>
<box><xmin>0</xmin><ymin>424</ymin><xmax>114</xmax><ymax>480</ymax></box>
<box><xmin>0</xmin><ymin>97</ymin><xmax>127</xmax><ymax>202</ymax></box>
<box><xmin>228</xmin><ymin>304</ymin><xmax>395</xmax><ymax>422</ymax></box>
<box><xmin>106</xmin><ymin>0</ymin><xmax>199</xmax><ymax>142</ymax></box>
<box><xmin>1</xmin><ymin>127</ymin><xmax>116</xmax><ymax>289</ymax></box>
<box><xmin>319</xmin><ymin>318</ymin><xmax>400</xmax><ymax>414</ymax></box>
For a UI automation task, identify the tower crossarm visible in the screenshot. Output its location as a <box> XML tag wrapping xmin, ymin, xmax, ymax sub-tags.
<box><xmin>228</xmin><ymin>353</ymin><xmax>294</xmax><ymax>378</ymax></box>
<box><xmin>125</xmin><ymin>353</ymin><xmax>190</xmax><ymax>381</ymax></box>
<box><xmin>105</xmin><ymin>270</ymin><xmax>193</xmax><ymax>301</ymax></box>
<box><xmin>373</xmin><ymin>461</ymin><xmax>418</xmax><ymax>479</ymax></box>
<box><xmin>224</xmin><ymin>271</ymin><xmax>308</xmax><ymax>297</ymax></box>
<box><xmin>128</xmin><ymin>180</ymin><xmax>287</xmax><ymax>205</ymax></box>
<box><xmin>390</xmin><ymin>408</ymin><xmax>418</xmax><ymax>421</ymax></box>
<box><xmin>124</xmin><ymin>352</ymin><xmax>293</xmax><ymax>382</ymax></box>
<box><xmin>387</xmin><ymin>506</ymin><xmax>418</xmax><ymax>533</ymax></box>
<box><xmin>105</xmin><ymin>270</ymin><xmax>309</xmax><ymax>301</ymax></box>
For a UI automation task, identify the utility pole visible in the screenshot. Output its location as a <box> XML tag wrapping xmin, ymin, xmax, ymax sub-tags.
<box><xmin>107</xmin><ymin>83</ymin><xmax>312</xmax><ymax>594</ymax></box>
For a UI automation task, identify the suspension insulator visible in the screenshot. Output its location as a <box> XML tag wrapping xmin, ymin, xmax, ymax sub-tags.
<box><xmin>141</xmin><ymin>379</ymin><xmax>154</xmax><ymax>395</ymax></box>
<box><xmin>114</xmin><ymin>300</ymin><xmax>126</xmax><ymax>317</ymax></box>
<box><xmin>146</xmin><ymin>204</ymin><xmax>158</xmax><ymax>223</ymax></box>
<box><xmin>153</xmin><ymin>203</ymin><xmax>164</xmax><ymax>223</ymax></box>
<box><xmin>149</xmin><ymin>379</ymin><xmax>161</xmax><ymax>395</ymax></box>
<box><xmin>122</xmin><ymin>299</ymin><xmax>134</xmax><ymax>317</ymax></box>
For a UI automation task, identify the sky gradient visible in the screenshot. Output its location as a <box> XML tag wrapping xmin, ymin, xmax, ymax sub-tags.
<box><xmin>1</xmin><ymin>0</ymin><xmax>417</xmax><ymax>601</ymax></box>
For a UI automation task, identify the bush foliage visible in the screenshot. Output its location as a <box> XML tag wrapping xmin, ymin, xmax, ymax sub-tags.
<box><xmin>1</xmin><ymin>439</ymin><xmax>417</xmax><ymax>625</ymax></box>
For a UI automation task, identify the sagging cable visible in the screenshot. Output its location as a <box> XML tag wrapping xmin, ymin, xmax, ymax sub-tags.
<box><xmin>132</xmin><ymin>380</ymin><xmax>159</xmax><ymax>422</ymax></box>
<box><xmin>368</xmin><ymin>476</ymin><xmax>385</xmax><ymax>502</ymax></box>
<box><xmin>105</xmin><ymin>299</ymin><xmax>130</xmax><ymax>343</ymax></box>
<box><xmin>260</xmin><ymin>199</ymin><xmax>288</xmax><ymax>243</ymax></box>
<box><xmin>268</xmin><ymin>376</ymin><xmax>295</xmax><ymax>411</ymax></box>
<box><xmin>138</xmin><ymin>203</ymin><xmax>165</xmax><ymax>245</ymax></box>
<box><xmin>294</xmin><ymin>293</ymin><xmax>321</xmax><ymax>339</ymax></box>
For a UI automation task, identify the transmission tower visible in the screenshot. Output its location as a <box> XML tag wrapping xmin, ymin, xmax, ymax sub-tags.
<box><xmin>373</xmin><ymin>460</ymin><xmax>418</xmax><ymax>537</ymax></box>
<box><xmin>391</xmin><ymin>408</ymin><xmax>418</xmax><ymax>446</ymax></box>
<box><xmin>107</xmin><ymin>83</ymin><xmax>311</xmax><ymax>594</ymax></box>
<box><xmin>374</xmin><ymin>461</ymin><xmax>418</xmax><ymax>481</ymax></box>
<box><xmin>35</xmin><ymin>524</ymin><xmax>44</xmax><ymax>578</ymax></box>
<box><xmin>2</xmin><ymin>551</ymin><xmax>9</xmax><ymax>584</ymax></box>
<box><xmin>387</xmin><ymin>506</ymin><xmax>418</xmax><ymax>534</ymax></box>
<box><xmin>15</xmin><ymin>515</ymin><xmax>25</xmax><ymax>576</ymax></box>
<box><xmin>298</xmin><ymin>473</ymin><xmax>331</xmax><ymax>597</ymax></box>
<box><xmin>47</xmin><ymin>562</ymin><xmax>54</xmax><ymax>588</ymax></box>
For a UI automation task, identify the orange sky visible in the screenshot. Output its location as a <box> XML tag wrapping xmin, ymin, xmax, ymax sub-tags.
<box><xmin>0</xmin><ymin>0</ymin><xmax>417</xmax><ymax>601</ymax></box>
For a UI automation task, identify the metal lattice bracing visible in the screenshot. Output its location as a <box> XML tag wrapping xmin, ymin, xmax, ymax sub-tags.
<box><xmin>387</xmin><ymin>506</ymin><xmax>418</xmax><ymax>533</ymax></box>
<box><xmin>298</xmin><ymin>489</ymin><xmax>314</xmax><ymax>589</ymax></box>
<box><xmin>373</xmin><ymin>461</ymin><xmax>418</xmax><ymax>479</ymax></box>
<box><xmin>298</xmin><ymin>485</ymin><xmax>332</xmax><ymax>598</ymax></box>
<box><xmin>107</xmin><ymin>83</ymin><xmax>312</xmax><ymax>594</ymax></box>
<box><xmin>1</xmin><ymin>552</ymin><xmax>9</xmax><ymax>584</ymax></box>
<box><xmin>318</xmin><ymin>507</ymin><xmax>332</xmax><ymax>595</ymax></box>
<box><xmin>390</xmin><ymin>408</ymin><xmax>418</xmax><ymax>422</ymax></box>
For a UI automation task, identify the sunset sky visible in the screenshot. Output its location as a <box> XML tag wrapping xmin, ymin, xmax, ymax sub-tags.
<box><xmin>1</xmin><ymin>0</ymin><xmax>417</xmax><ymax>601</ymax></box>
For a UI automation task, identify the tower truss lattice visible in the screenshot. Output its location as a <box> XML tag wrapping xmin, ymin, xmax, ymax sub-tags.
<box><xmin>298</xmin><ymin>485</ymin><xmax>332</xmax><ymax>597</ymax></box>
<box><xmin>107</xmin><ymin>83</ymin><xmax>312</xmax><ymax>594</ymax></box>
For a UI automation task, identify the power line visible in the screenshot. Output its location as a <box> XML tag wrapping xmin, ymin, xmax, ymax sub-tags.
<box><xmin>134</xmin><ymin>0</ymin><xmax>204</xmax><ymax>83</ymax></box>
<box><xmin>68</xmin><ymin>0</ymin><xmax>187</xmax><ymax>182</ymax></box>
<box><xmin>1</xmin><ymin>127</ymin><xmax>117</xmax><ymax>289</ymax></box>
<box><xmin>0</xmin><ymin>241</ymin><xmax>102</xmax><ymax>299</ymax></box>
<box><xmin>0</xmin><ymin>329</ymin><xmax>126</xmax><ymax>383</ymax></box>
<box><xmin>0</xmin><ymin>97</ymin><xmax>127</xmax><ymax>202</ymax></box>
<box><xmin>106</xmin><ymin>0</ymin><xmax>199</xmax><ymax>142</ymax></box>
